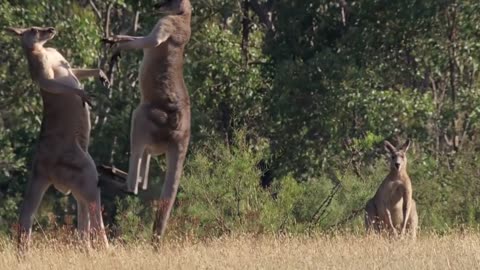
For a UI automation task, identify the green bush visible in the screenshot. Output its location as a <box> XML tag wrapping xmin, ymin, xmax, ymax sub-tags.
<box><xmin>172</xmin><ymin>131</ymin><xmax>269</xmax><ymax>237</ymax></box>
<box><xmin>113</xmin><ymin>196</ymin><xmax>153</xmax><ymax>243</ymax></box>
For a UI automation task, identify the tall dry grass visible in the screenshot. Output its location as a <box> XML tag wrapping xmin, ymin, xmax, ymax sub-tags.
<box><xmin>1</xmin><ymin>233</ymin><xmax>479</xmax><ymax>270</ymax></box>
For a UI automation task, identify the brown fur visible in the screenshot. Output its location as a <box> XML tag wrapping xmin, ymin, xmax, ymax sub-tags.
<box><xmin>365</xmin><ymin>140</ymin><xmax>418</xmax><ymax>239</ymax></box>
<box><xmin>103</xmin><ymin>0</ymin><xmax>192</xmax><ymax>243</ymax></box>
<box><xmin>6</xmin><ymin>26</ymin><xmax>110</xmax><ymax>252</ymax></box>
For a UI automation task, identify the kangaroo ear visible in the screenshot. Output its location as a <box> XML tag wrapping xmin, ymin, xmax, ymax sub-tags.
<box><xmin>400</xmin><ymin>139</ymin><xmax>411</xmax><ymax>152</ymax></box>
<box><xmin>384</xmin><ymin>140</ymin><xmax>396</xmax><ymax>154</ymax></box>
<box><xmin>5</xmin><ymin>27</ymin><xmax>27</xmax><ymax>36</ymax></box>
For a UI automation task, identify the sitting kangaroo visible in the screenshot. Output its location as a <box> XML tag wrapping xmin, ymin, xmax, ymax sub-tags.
<box><xmin>101</xmin><ymin>0</ymin><xmax>192</xmax><ymax>243</ymax></box>
<box><xmin>6</xmin><ymin>26</ymin><xmax>110</xmax><ymax>251</ymax></box>
<box><xmin>365</xmin><ymin>139</ymin><xmax>418</xmax><ymax>239</ymax></box>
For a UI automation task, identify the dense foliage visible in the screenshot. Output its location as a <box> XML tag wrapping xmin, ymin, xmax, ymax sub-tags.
<box><xmin>1</xmin><ymin>0</ymin><xmax>480</xmax><ymax>238</ymax></box>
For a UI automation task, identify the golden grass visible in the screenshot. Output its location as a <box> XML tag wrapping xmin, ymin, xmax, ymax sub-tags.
<box><xmin>1</xmin><ymin>233</ymin><xmax>479</xmax><ymax>270</ymax></box>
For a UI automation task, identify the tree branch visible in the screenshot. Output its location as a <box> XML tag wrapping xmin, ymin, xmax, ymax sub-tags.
<box><xmin>89</xmin><ymin>0</ymin><xmax>102</xmax><ymax>21</ymax></box>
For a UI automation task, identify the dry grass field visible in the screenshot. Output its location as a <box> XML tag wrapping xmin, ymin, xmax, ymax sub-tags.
<box><xmin>1</xmin><ymin>233</ymin><xmax>479</xmax><ymax>270</ymax></box>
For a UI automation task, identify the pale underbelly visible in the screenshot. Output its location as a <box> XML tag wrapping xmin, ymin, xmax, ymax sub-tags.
<box><xmin>388</xmin><ymin>199</ymin><xmax>405</xmax><ymax>227</ymax></box>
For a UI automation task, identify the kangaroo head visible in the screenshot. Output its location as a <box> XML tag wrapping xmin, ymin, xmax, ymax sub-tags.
<box><xmin>5</xmin><ymin>26</ymin><xmax>56</xmax><ymax>49</ymax></box>
<box><xmin>154</xmin><ymin>0</ymin><xmax>191</xmax><ymax>15</ymax></box>
<box><xmin>384</xmin><ymin>139</ymin><xmax>411</xmax><ymax>172</ymax></box>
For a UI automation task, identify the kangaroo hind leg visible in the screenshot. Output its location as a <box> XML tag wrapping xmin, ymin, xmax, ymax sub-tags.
<box><xmin>61</xmin><ymin>151</ymin><xmax>108</xmax><ymax>249</ymax></box>
<box><xmin>76</xmin><ymin>200</ymin><xmax>90</xmax><ymax>248</ymax></box>
<box><xmin>407</xmin><ymin>200</ymin><xmax>418</xmax><ymax>240</ymax></box>
<box><xmin>88</xmin><ymin>190</ymin><xmax>108</xmax><ymax>248</ymax></box>
<box><xmin>73</xmin><ymin>175</ymin><xmax>108</xmax><ymax>248</ymax></box>
<box><xmin>152</xmin><ymin>141</ymin><xmax>188</xmax><ymax>244</ymax></box>
<box><xmin>18</xmin><ymin>172</ymin><xmax>50</xmax><ymax>253</ymax></box>
<box><xmin>365</xmin><ymin>199</ymin><xmax>378</xmax><ymax>234</ymax></box>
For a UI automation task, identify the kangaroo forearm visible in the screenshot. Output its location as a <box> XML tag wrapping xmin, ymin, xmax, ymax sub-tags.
<box><xmin>38</xmin><ymin>78</ymin><xmax>83</xmax><ymax>96</ymax></box>
<box><xmin>402</xmin><ymin>200</ymin><xmax>411</xmax><ymax>229</ymax></box>
<box><xmin>385</xmin><ymin>209</ymin><xmax>397</xmax><ymax>232</ymax></box>
<box><xmin>112</xmin><ymin>35</ymin><xmax>143</xmax><ymax>42</ymax></box>
<box><xmin>400</xmin><ymin>187</ymin><xmax>412</xmax><ymax>233</ymax></box>
<box><xmin>116</xmin><ymin>34</ymin><xmax>168</xmax><ymax>51</ymax></box>
<box><xmin>71</xmin><ymin>69</ymin><xmax>100</xmax><ymax>80</ymax></box>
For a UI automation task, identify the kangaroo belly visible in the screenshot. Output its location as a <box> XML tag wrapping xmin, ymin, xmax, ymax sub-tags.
<box><xmin>139</xmin><ymin>46</ymin><xmax>188</xmax><ymax>104</ymax></box>
<box><xmin>388</xmin><ymin>199</ymin><xmax>405</xmax><ymax>227</ymax></box>
<box><xmin>40</xmin><ymin>93</ymin><xmax>91</xmax><ymax>150</ymax></box>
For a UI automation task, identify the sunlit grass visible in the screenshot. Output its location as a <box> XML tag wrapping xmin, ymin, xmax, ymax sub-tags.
<box><xmin>1</xmin><ymin>232</ymin><xmax>480</xmax><ymax>270</ymax></box>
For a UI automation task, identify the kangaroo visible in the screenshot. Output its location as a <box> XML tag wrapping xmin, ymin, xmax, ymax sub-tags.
<box><xmin>102</xmin><ymin>0</ymin><xmax>192</xmax><ymax>242</ymax></box>
<box><xmin>6</xmin><ymin>26</ymin><xmax>110</xmax><ymax>251</ymax></box>
<box><xmin>365</xmin><ymin>139</ymin><xmax>418</xmax><ymax>239</ymax></box>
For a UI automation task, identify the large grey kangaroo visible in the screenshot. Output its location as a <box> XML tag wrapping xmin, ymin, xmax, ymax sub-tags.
<box><xmin>365</xmin><ymin>140</ymin><xmax>418</xmax><ymax>239</ymax></box>
<box><xmin>101</xmin><ymin>0</ymin><xmax>192</xmax><ymax>243</ymax></box>
<box><xmin>6</xmin><ymin>26</ymin><xmax>110</xmax><ymax>251</ymax></box>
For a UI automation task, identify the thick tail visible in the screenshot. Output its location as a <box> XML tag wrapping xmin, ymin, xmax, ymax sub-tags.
<box><xmin>97</xmin><ymin>164</ymin><xmax>128</xmax><ymax>179</ymax></box>
<box><xmin>97</xmin><ymin>164</ymin><xmax>135</xmax><ymax>195</ymax></box>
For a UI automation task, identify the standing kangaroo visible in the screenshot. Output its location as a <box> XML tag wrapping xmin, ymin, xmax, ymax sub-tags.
<box><xmin>365</xmin><ymin>140</ymin><xmax>418</xmax><ymax>239</ymax></box>
<box><xmin>6</xmin><ymin>26</ymin><xmax>110</xmax><ymax>251</ymax></box>
<box><xmin>102</xmin><ymin>0</ymin><xmax>191</xmax><ymax>242</ymax></box>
